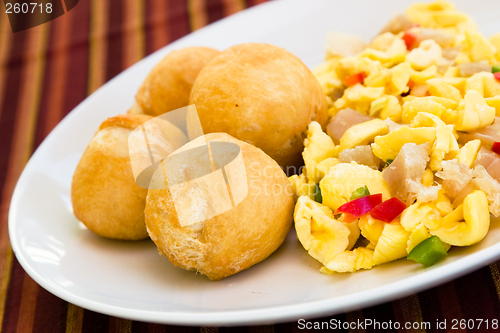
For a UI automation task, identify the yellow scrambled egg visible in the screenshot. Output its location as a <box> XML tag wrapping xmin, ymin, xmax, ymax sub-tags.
<box><xmin>290</xmin><ymin>0</ymin><xmax>498</xmax><ymax>274</ymax></box>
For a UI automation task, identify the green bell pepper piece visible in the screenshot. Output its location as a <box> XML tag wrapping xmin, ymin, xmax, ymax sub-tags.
<box><xmin>314</xmin><ymin>184</ymin><xmax>322</xmax><ymax>204</ymax></box>
<box><xmin>350</xmin><ymin>185</ymin><xmax>371</xmax><ymax>201</ymax></box>
<box><xmin>407</xmin><ymin>236</ymin><xmax>448</xmax><ymax>267</ymax></box>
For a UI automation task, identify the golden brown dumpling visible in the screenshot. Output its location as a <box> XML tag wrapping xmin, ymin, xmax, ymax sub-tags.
<box><xmin>71</xmin><ymin>114</ymin><xmax>187</xmax><ymax>240</ymax></box>
<box><xmin>188</xmin><ymin>43</ymin><xmax>328</xmax><ymax>168</ymax></box>
<box><xmin>133</xmin><ymin>46</ymin><xmax>220</xmax><ymax>131</ymax></box>
<box><xmin>145</xmin><ymin>133</ymin><xmax>294</xmax><ymax>280</ymax></box>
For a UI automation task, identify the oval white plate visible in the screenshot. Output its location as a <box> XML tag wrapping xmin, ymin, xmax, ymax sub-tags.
<box><xmin>9</xmin><ymin>0</ymin><xmax>500</xmax><ymax>326</ymax></box>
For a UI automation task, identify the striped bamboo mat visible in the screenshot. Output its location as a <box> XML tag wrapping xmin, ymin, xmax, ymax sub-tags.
<box><xmin>1</xmin><ymin>0</ymin><xmax>500</xmax><ymax>332</ymax></box>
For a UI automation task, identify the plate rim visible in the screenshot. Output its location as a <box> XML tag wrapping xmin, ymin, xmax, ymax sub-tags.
<box><xmin>10</xmin><ymin>211</ymin><xmax>500</xmax><ymax>326</ymax></box>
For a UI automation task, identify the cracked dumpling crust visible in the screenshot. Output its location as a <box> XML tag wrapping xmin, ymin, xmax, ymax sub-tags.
<box><xmin>145</xmin><ymin>133</ymin><xmax>295</xmax><ymax>280</ymax></box>
<box><xmin>71</xmin><ymin>114</ymin><xmax>187</xmax><ymax>240</ymax></box>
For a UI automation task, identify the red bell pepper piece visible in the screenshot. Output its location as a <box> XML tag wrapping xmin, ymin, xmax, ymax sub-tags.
<box><xmin>344</xmin><ymin>72</ymin><xmax>366</xmax><ymax>87</ymax></box>
<box><xmin>341</xmin><ymin>213</ymin><xmax>358</xmax><ymax>223</ymax></box>
<box><xmin>370</xmin><ymin>197</ymin><xmax>407</xmax><ymax>223</ymax></box>
<box><xmin>492</xmin><ymin>142</ymin><xmax>500</xmax><ymax>155</ymax></box>
<box><xmin>494</xmin><ymin>72</ymin><xmax>500</xmax><ymax>81</ymax></box>
<box><xmin>335</xmin><ymin>194</ymin><xmax>383</xmax><ymax>221</ymax></box>
<box><xmin>402</xmin><ymin>31</ymin><xmax>417</xmax><ymax>50</ymax></box>
<box><xmin>407</xmin><ymin>79</ymin><xmax>415</xmax><ymax>90</ymax></box>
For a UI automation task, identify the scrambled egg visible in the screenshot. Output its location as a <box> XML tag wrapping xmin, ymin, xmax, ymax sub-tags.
<box><xmin>370</xmin><ymin>95</ymin><xmax>403</xmax><ymax>122</ymax></box>
<box><xmin>429</xmin><ymin>190</ymin><xmax>490</xmax><ymax>246</ymax></box>
<box><xmin>302</xmin><ymin>121</ymin><xmax>337</xmax><ymax>183</ymax></box>
<box><xmin>406</xmin><ymin>0</ymin><xmax>468</xmax><ymax>29</ymax></box>
<box><xmin>321</xmin><ymin>247</ymin><xmax>375</xmax><ymax>273</ymax></box>
<box><xmin>358</xmin><ymin>215</ymin><xmax>385</xmax><ymax>248</ymax></box>
<box><xmin>320</xmin><ymin>162</ymin><xmax>391</xmax><ymax>211</ymax></box>
<box><xmin>290</xmin><ymin>0</ymin><xmax>500</xmax><ymax>275</ymax></box>
<box><xmin>456</xmin><ymin>90</ymin><xmax>496</xmax><ymax>132</ymax></box>
<box><xmin>411</xmin><ymin>112</ymin><xmax>459</xmax><ymax>171</ymax></box>
<box><xmin>456</xmin><ymin>139</ymin><xmax>481</xmax><ymax>167</ymax></box>
<box><xmin>294</xmin><ymin>196</ymin><xmax>358</xmax><ymax>265</ymax></box>
<box><xmin>372</xmin><ymin>126</ymin><xmax>436</xmax><ymax>161</ymax></box>
<box><xmin>339</xmin><ymin>119</ymin><xmax>389</xmax><ymax>151</ymax></box>
<box><xmin>406</xmin><ymin>40</ymin><xmax>449</xmax><ymax>70</ymax></box>
<box><xmin>373</xmin><ymin>220</ymin><xmax>411</xmax><ymax>264</ymax></box>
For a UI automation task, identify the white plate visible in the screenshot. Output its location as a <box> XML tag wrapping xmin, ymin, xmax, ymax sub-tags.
<box><xmin>9</xmin><ymin>0</ymin><xmax>500</xmax><ymax>326</ymax></box>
